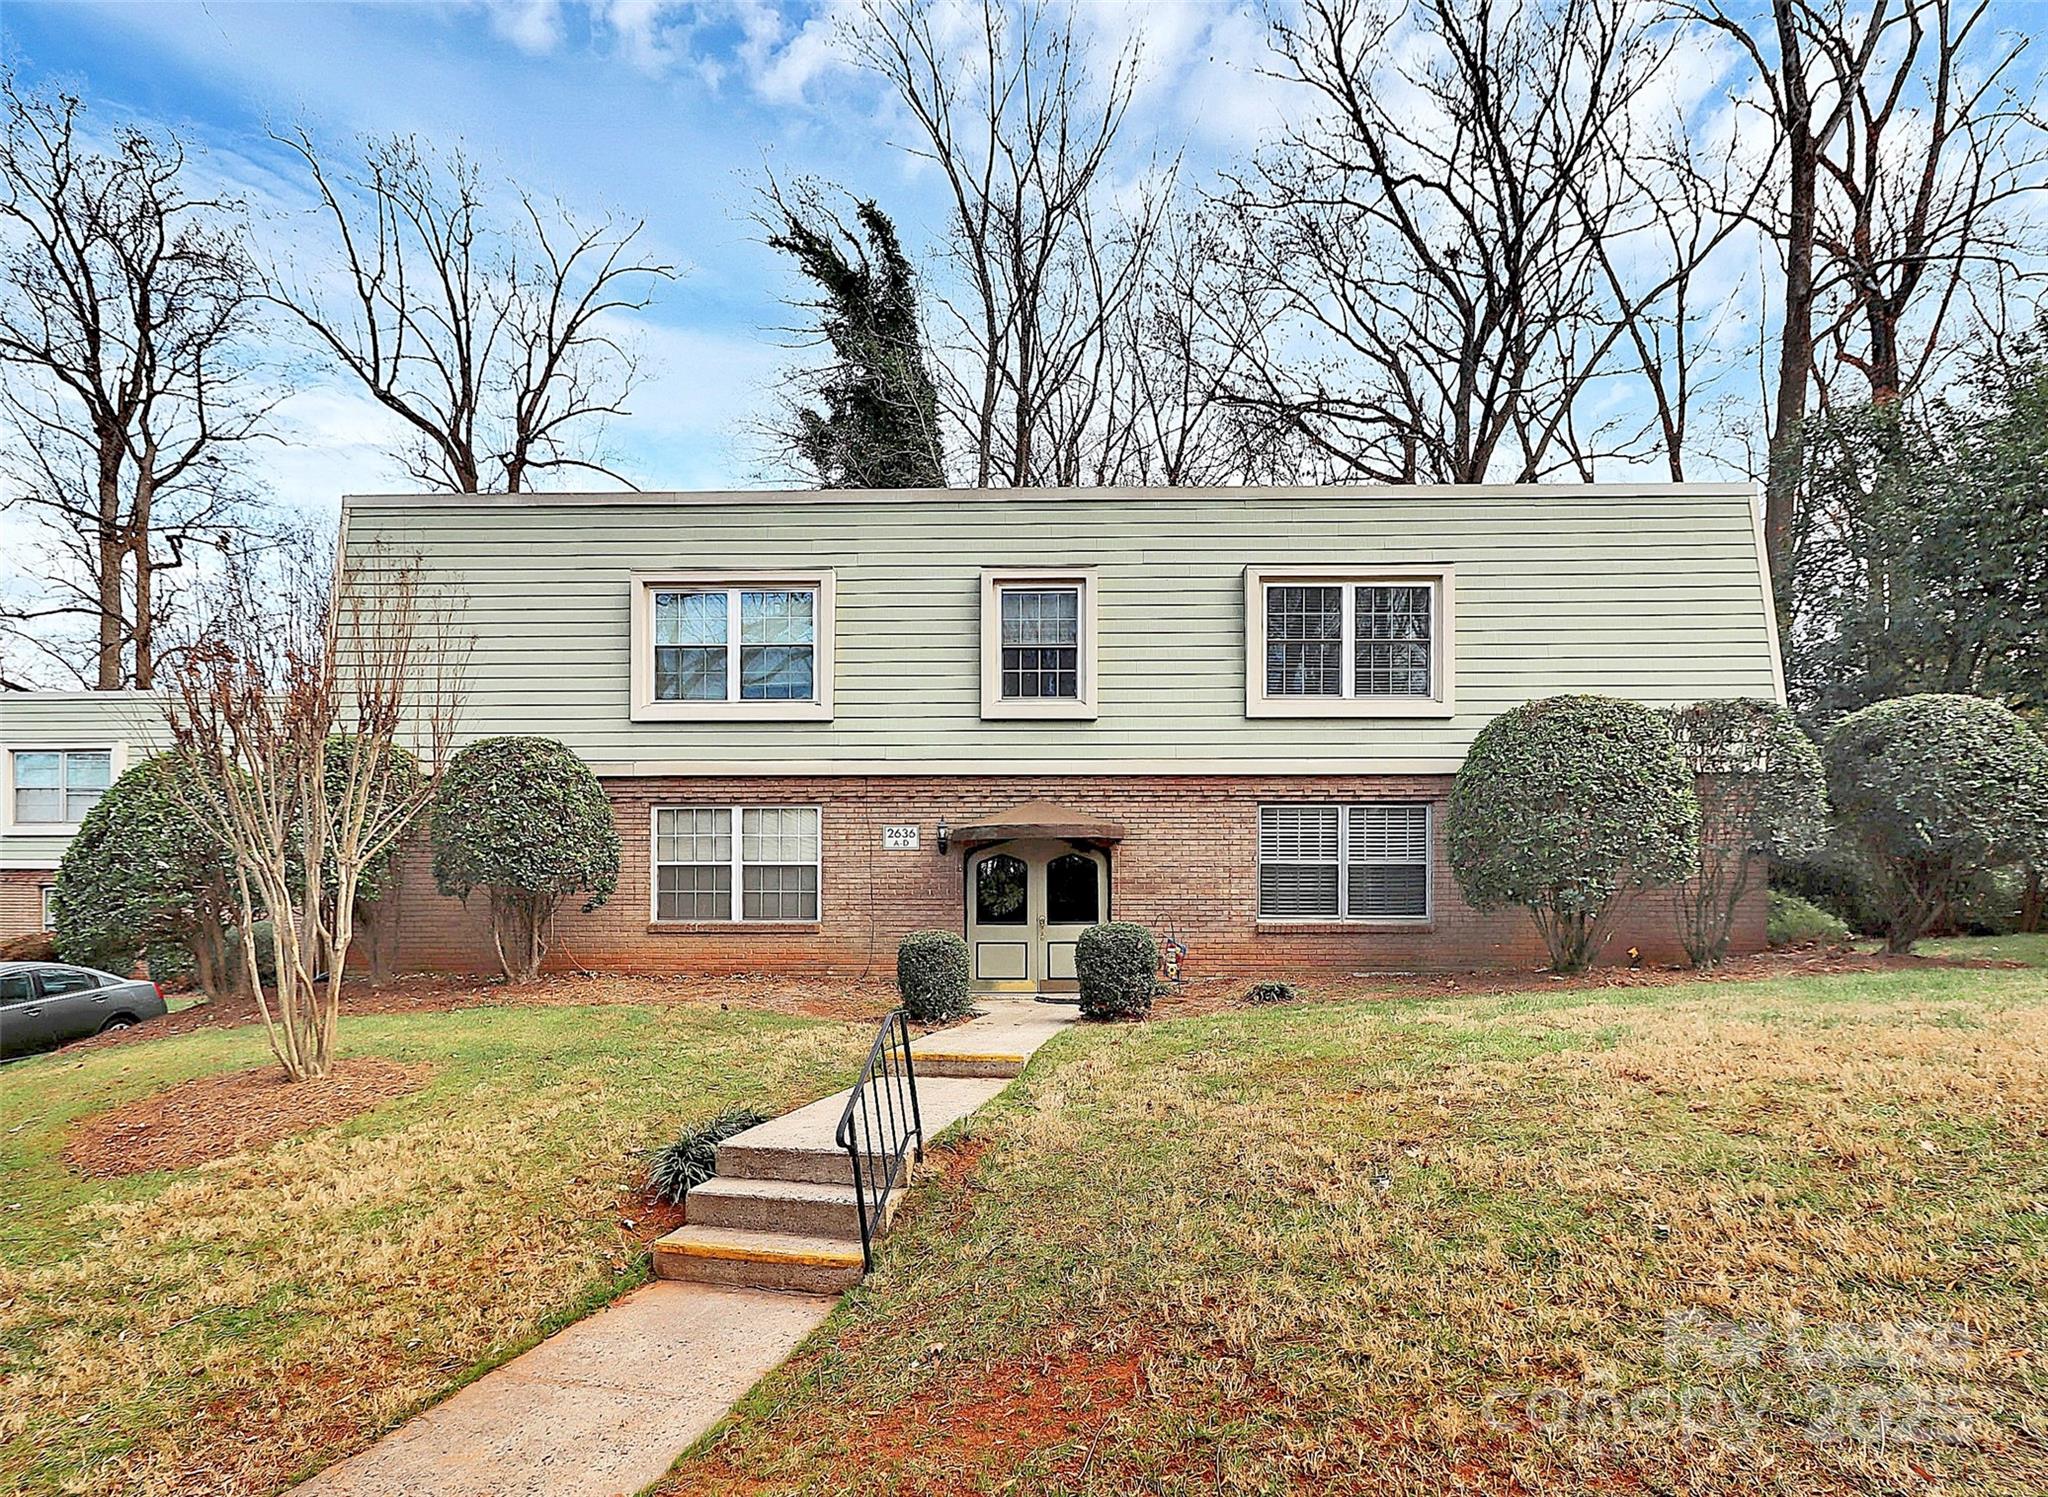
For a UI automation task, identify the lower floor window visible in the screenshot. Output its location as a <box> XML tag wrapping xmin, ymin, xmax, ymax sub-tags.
<box><xmin>1258</xmin><ymin>804</ymin><xmax>1430</xmax><ymax>920</ymax></box>
<box><xmin>41</xmin><ymin>885</ymin><xmax>56</xmax><ymax>930</ymax></box>
<box><xmin>654</xmin><ymin>806</ymin><xmax>821</xmax><ymax>922</ymax></box>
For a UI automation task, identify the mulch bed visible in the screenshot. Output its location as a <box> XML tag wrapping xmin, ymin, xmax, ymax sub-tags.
<box><xmin>1151</xmin><ymin>941</ymin><xmax>2029</xmax><ymax>1017</ymax></box>
<box><xmin>64</xmin><ymin>1057</ymin><xmax>429</xmax><ymax>1178</ymax></box>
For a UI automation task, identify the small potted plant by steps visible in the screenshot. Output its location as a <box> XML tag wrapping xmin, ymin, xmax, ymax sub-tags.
<box><xmin>1074</xmin><ymin>921</ymin><xmax>1160</xmax><ymax>1020</ymax></box>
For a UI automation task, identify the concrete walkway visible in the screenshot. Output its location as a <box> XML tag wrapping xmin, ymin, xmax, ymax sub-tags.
<box><xmin>291</xmin><ymin>997</ymin><xmax>1074</xmax><ymax>1497</ymax></box>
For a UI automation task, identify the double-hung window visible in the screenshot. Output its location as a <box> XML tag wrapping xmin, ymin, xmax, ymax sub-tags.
<box><xmin>1245</xmin><ymin>567</ymin><xmax>1453</xmax><ymax>717</ymax></box>
<box><xmin>980</xmin><ymin>569</ymin><xmax>1097</xmax><ymax>719</ymax></box>
<box><xmin>11</xmin><ymin>749</ymin><xmax>112</xmax><ymax>826</ymax></box>
<box><xmin>1257</xmin><ymin>804</ymin><xmax>1431</xmax><ymax>921</ymax></box>
<box><xmin>631</xmin><ymin>572</ymin><xmax>835</xmax><ymax>721</ymax></box>
<box><xmin>652</xmin><ymin>806</ymin><xmax>821</xmax><ymax>923</ymax></box>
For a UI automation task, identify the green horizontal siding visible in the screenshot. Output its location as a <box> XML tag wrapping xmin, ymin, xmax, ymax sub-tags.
<box><xmin>339</xmin><ymin>485</ymin><xmax>1782</xmax><ymax>771</ymax></box>
<box><xmin>0</xmin><ymin>693</ymin><xmax>166</xmax><ymax>867</ymax></box>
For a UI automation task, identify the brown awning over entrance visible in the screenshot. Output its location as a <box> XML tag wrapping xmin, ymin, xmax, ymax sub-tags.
<box><xmin>948</xmin><ymin>798</ymin><xmax>1127</xmax><ymax>850</ymax></box>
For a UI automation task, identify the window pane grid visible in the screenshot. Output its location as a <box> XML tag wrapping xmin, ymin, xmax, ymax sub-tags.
<box><xmin>654</xmin><ymin>806</ymin><xmax>820</xmax><ymax>923</ymax></box>
<box><xmin>651</xmin><ymin>587</ymin><xmax>817</xmax><ymax>704</ymax></box>
<box><xmin>1264</xmin><ymin>586</ymin><xmax>1343</xmax><ymax>697</ymax></box>
<box><xmin>13</xmin><ymin>749</ymin><xmax>110</xmax><ymax>824</ymax></box>
<box><xmin>1259</xmin><ymin>804</ymin><xmax>1429</xmax><ymax>920</ymax></box>
<box><xmin>1263</xmin><ymin>580</ymin><xmax>1437</xmax><ymax>702</ymax></box>
<box><xmin>999</xmin><ymin>587</ymin><xmax>1081</xmax><ymax>700</ymax></box>
<box><xmin>1354</xmin><ymin>585</ymin><xmax>1432</xmax><ymax>697</ymax></box>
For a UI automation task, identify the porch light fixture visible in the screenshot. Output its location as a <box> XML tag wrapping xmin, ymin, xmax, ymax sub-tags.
<box><xmin>936</xmin><ymin>818</ymin><xmax>950</xmax><ymax>853</ymax></box>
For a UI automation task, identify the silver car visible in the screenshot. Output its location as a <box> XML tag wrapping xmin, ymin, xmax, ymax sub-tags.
<box><xmin>0</xmin><ymin>962</ymin><xmax>168</xmax><ymax>1059</ymax></box>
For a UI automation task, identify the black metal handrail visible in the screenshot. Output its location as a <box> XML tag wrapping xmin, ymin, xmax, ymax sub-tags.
<box><xmin>834</xmin><ymin>1008</ymin><xmax>924</xmax><ymax>1274</ymax></box>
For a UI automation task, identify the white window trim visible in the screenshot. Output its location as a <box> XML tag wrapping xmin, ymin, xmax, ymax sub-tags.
<box><xmin>41</xmin><ymin>884</ymin><xmax>57</xmax><ymax>930</ymax></box>
<box><xmin>980</xmin><ymin>567</ymin><xmax>1099</xmax><ymax>720</ymax></box>
<box><xmin>3</xmin><ymin>745</ymin><xmax>123</xmax><ymax>834</ymax></box>
<box><xmin>647</xmin><ymin>804</ymin><xmax>825</xmax><ymax>925</ymax></box>
<box><xmin>1255</xmin><ymin>802</ymin><xmax>1434</xmax><ymax>925</ymax></box>
<box><xmin>629</xmin><ymin>570</ymin><xmax>836</xmax><ymax>723</ymax></box>
<box><xmin>1244</xmin><ymin>565</ymin><xmax>1455</xmax><ymax>719</ymax></box>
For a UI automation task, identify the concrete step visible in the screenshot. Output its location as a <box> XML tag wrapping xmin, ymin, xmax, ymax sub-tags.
<box><xmin>685</xmin><ymin>1176</ymin><xmax>902</xmax><ymax>1239</ymax></box>
<box><xmin>911</xmin><ymin>1047</ymin><xmax>1028</xmax><ymax>1079</ymax></box>
<box><xmin>715</xmin><ymin>1076</ymin><xmax>1012</xmax><ymax>1185</ymax></box>
<box><xmin>651</xmin><ymin>1225</ymin><xmax>866</xmax><ymax>1294</ymax></box>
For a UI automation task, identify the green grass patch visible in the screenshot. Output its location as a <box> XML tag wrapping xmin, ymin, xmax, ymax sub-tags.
<box><xmin>669</xmin><ymin>962</ymin><xmax>2048</xmax><ymax>1497</ymax></box>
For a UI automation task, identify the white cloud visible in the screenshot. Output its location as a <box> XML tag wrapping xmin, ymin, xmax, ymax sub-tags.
<box><xmin>487</xmin><ymin>0</ymin><xmax>569</xmax><ymax>55</ymax></box>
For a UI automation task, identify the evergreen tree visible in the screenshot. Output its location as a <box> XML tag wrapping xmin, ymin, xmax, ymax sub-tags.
<box><xmin>767</xmin><ymin>191</ymin><xmax>945</xmax><ymax>488</ymax></box>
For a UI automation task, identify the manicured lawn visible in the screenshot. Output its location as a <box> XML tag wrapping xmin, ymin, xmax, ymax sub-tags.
<box><xmin>672</xmin><ymin>954</ymin><xmax>2048</xmax><ymax>1496</ymax></box>
<box><xmin>0</xmin><ymin>1001</ymin><xmax>866</xmax><ymax>1497</ymax></box>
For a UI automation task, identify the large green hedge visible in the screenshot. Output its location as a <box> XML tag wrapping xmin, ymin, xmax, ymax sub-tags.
<box><xmin>51</xmin><ymin>753</ymin><xmax>236</xmax><ymax>988</ymax></box>
<box><xmin>429</xmin><ymin>736</ymin><xmax>620</xmax><ymax>981</ymax></box>
<box><xmin>1823</xmin><ymin>693</ymin><xmax>2048</xmax><ymax>952</ymax></box>
<box><xmin>1447</xmin><ymin>694</ymin><xmax>1699</xmax><ymax>973</ymax></box>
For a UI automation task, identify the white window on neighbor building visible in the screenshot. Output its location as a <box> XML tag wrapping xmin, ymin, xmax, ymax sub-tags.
<box><xmin>1245</xmin><ymin>567</ymin><xmax>1454</xmax><ymax>718</ymax></box>
<box><xmin>629</xmin><ymin>572</ymin><xmax>836</xmax><ymax>723</ymax></box>
<box><xmin>1257</xmin><ymin>804</ymin><xmax>1431</xmax><ymax>921</ymax></box>
<box><xmin>11</xmin><ymin>748</ymin><xmax>112</xmax><ymax>825</ymax></box>
<box><xmin>652</xmin><ymin>806</ymin><xmax>822</xmax><ymax>923</ymax></box>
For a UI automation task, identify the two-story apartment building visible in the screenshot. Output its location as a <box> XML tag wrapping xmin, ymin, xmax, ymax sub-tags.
<box><xmin>337</xmin><ymin>482</ymin><xmax>1785</xmax><ymax>988</ymax></box>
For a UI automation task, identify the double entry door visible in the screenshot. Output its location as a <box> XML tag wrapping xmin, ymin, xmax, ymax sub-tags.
<box><xmin>964</xmin><ymin>838</ymin><xmax>1109</xmax><ymax>993</ymax></box>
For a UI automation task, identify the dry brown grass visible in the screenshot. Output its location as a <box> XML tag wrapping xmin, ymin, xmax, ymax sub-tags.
<box><xmin>670</xmin><ymin>965</ymin><xmax>2048</xmax><ymax>1495</ymax></box>
<box><xmin>0</xmin><ymin>1000</ymin><xmax>866</xmax><ymax>1496</ymax></box>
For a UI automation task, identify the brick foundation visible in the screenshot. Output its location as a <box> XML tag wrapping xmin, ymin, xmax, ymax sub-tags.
<box><xmin>382</xmin><ymin>775</ymin><xmax>1762</xmax><ymax>980</ymax></box>
<box><xmin>1</xmin><ymin>869</ymin><xmax>54</xmax><ymax>943</ymax></box>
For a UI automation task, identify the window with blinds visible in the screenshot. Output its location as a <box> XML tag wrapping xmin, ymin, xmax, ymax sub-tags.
<box><xmin>1258</xmin><ymin>804</ymin><xmax>1430</xmax><ymax>920</ymax></box>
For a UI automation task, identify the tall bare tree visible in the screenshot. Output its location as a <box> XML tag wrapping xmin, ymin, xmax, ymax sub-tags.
<box><xmin>1690</xmin><ymin>0</ymin><xmax>2043</xmax><ymax>630</ymax></box>
<box><xmin>1219</xmin><ymin>0</ymin><xmax>1701</xmax><ymax>484</ymax></box>
<box><xmin>269</xmin><ymin>130</ymin><xmax>676</xmax><ymax>493</ymax></box>
<box><xmin>166</xmin><ymin>539</ymin><xmax>464</xmax><ymax>1081</ymax></box>
<box><xmin>844</xmin><ymin>0</ymin><xmax>1169</xmax><ymax>487</ymax></box>
<box><xmin>0</xmin><ymin>78</ymin><xmax>270</xmax><ymax>690</ymax></box>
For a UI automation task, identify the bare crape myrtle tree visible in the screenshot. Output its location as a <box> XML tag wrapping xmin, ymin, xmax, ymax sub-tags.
<box><xmin>166</xmin><ymin>543</ymin><xmax>466</xmax><ymax>1081</ymax></box>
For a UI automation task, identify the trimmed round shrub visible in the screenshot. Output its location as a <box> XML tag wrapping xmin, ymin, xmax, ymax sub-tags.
<box><xmin>1075</xmin><ymin>921</ymin><xmax>1158</xmax><ymax>1020</ymax></box>
<box><xmin>1665</xmin><ymin>698</ymin><xmax>1830</xmax><ymax>967</ymax></box>
<box><xmin>1447</xmin><ymin>695</ymin><xmax>1699</xmax><ymax>974</ymax></box>
<box><xmin>430</xmin><ymin>736</ymin><xmax>621</xmax><ymax>982</ymax></box>
<box><xmin>51</xmin><ymin>753</ymin><xmax>237</xmax><ymax>991</ymax></box>
<box><xmin>1823</xmin><ymin>694</ymin><xmax>2048</xmax><ymax>953</ymax></box>
<box><xmin>1767</xmin><ymin>890</ymin><xmax>1850</xmax><ymax>948</ymax></box>
<box><xmin>1245</xmin><ymin>979</ymin><xmax>1299</xmax><ymax>1006</ymax></box>
<box><xmin>897</xmin><ymin>930</ymin><xmax>971</xmax><ymax>1022</ymax></box>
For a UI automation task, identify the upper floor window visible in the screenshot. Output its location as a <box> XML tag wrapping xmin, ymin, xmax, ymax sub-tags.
<box><xmin>630</xmin><ymin>572</ymin><xmax>835</xmax><ymax>722</ymax></box>
<box><xmin>11</xmin><ymin>748</ymin><xmax>111</xmax><ymax>826</ymax></box>
<box><xmin>1245</xmin><ymin>566</ymin><xmax>1454</xmax><ymax>718</ymax></box>
<box><xmin>981</xmin><ymin>568</ymin><xmax>1097</xmax><ymax>720</ymax></box>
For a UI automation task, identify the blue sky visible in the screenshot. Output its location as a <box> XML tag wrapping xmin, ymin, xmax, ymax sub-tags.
<box><xmin>1</xmin><ymin>0</ymin><xmax>1285</xmax><ymax>510</ymax></box>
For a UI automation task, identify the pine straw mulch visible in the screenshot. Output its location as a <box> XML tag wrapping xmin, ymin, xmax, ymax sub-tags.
<box><xmin>1150</xmin><ymin>939</ymin><xmax>2030</xmax><ymax>1017</ymax></box>
<box><xmin>62</xmin><ymin>1057</ymin><xmax>430</xmax><ymax>1178</ymax></box>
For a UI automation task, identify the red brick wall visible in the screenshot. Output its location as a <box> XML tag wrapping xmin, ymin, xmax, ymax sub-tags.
<box><xmin>1</xmin><ymin>869</ymin><xmax>54</xmax><ymax>943</ymax></box>
<box><xmin>381</xmin><ymin>775</ymin><xmax>1765</xmax><ymax>979</ymax></box>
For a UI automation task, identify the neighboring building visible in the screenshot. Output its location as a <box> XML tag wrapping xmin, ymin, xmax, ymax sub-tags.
<box><xmin>0</xmin><ymin>693</ymin><xmax>164</xmax><ymax>942</ymax></box>
<box><xmin>343</xmin><ymin>483</ymin><xmax>1784</xmax><ymax>988</ymax></box>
